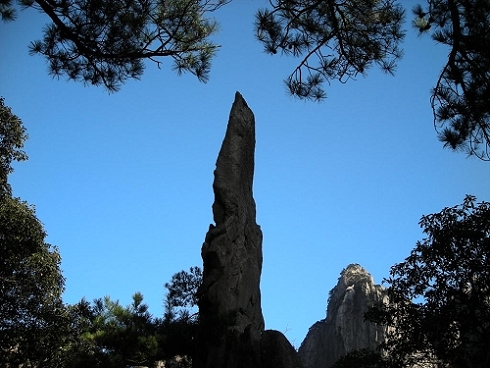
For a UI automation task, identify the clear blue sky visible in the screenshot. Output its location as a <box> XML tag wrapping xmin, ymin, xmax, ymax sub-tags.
<box><xmin>1</xmin><ymin>1</ymin><xmax>489</xmax><ymax>348</ymax></box>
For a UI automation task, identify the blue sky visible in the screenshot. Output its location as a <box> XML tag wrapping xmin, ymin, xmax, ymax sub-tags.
<box><xmin>1</xmin><ymin>1</ymin><xmax>489</xmax><ymax>347</ymax></box>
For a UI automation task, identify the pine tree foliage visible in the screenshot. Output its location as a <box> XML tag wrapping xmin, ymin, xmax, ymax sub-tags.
<box><xmin>62</xmin><ymin>269</ymin><xmax>202</xmax><ymax>367</ymax></box>
<box><xmin>255</xmin><ymin>0</ymin><xmax>405</xmax><ymax>100</ymax></box>
<box><xmin>4</xmin><ymin>0</ymin><xmax>229</xmax><ymax>91</ymax></box>
<box><xmin>162</xmin><ymin>267</ymin><xmax>201</xmax><ymax>363</ymax></box>
<box><xmin>0</xmin><ymin>0</ymin><xmax>16</xmax><ymax>21</ymax></box>
<box><xmin>366</xmin><ymin>195</ymin><xmax>490</xmax><ymax>368</ymax></box>
<box><xmin>164</xmin><ymin>266</ymin><xmax>202</xmax><ymax>322</ymax></box>
<box><xmin>62</xmin><ymin>294</ymin><xmax>162</xmax><ymax>367</ymax></box>
<box><xmin>414</xmin><ymin>0</ymin><xmax>490</xmax><ymax>160</ymax></box>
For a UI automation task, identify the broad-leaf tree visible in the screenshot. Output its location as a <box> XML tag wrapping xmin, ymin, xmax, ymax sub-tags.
<box><xmin>2</xmin><ymin>0</ymin><xmax>229</xmax><ymax>91</ymax></box>
<box><xmin>413</xmin><ymin>0</ymin><xmax>490</xmax><ymax>160</ymax></box>
<box><xmin>0</xmin><ymin>98</ymin><xmax>66</xmax><ymax>367</ymax></box>
<box><xmin>0</xmin><ymin>97</ymin><xmax>27</xmax><ymax>197</ymax></box>
<box><xmin>255</xmin><ymin>0</ymin><xmax>405</xmax><ymax>100</ymax></box>
<box><xmin>0</xmin><ymin>197</ymin><xmax>67</xmax><ymax>367</ymax></box>
<box><xmin>366</xmin><ymin>195</ymin><xmax>490</xmax><ymax>368</ymax></box>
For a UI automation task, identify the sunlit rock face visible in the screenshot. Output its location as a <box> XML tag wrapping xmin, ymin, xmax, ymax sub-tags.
<box><xmin>298</xmin><ymin>264</ymin><xmax>386</xmax><ymax>368</ymax></box>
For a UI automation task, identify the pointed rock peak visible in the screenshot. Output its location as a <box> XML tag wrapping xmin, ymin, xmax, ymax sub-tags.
<box><xmin>299</xmin><ymin>264</ymin><xmax>386</xmax><ymax>368</ymax></box>
<box><xmin>327</xmin><ymin>264</ymin><xmax>381</xmax><ymax>318</ymax></box>
<box><xmin>198</xmin><ymin>92</ymin><xmax>263</xmax><ymax>368</ymax></box>
<box><xmin>342</xmin><ymin>263</ymin><xmax>367</xmax><ymax>274</ymax></box>
<box><xmin>227</xmin><ymin>91</ymin><xmax>254</xmax><ymax>133</ymax></box>
<box><xmin>213</xmin><ymin>92</ymin><xmax>256</xmax><ymax>226</ymax></box>
<box><xmin>337</xmin><ymin>264</ymin><xmax>376</xmax><ymax>288</ymax></box>
<box><xmin>198</xmin><ymin>93</ymin><xmax>301</xmax><ymax>368</ymax></box>
<box><xmin>234</xmin><ymin>91</ymin><xmax>248</xmax><ymax>108</ymax></box>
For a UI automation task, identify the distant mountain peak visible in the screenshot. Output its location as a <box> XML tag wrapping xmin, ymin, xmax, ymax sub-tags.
<box><xmin>299</xmin><ymin>264</ymin><xmax>386</xmax><ymax>368</ymax></box>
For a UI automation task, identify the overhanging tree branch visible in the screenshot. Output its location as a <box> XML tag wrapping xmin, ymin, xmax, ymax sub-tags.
<box><xmin>22</xmin><ymin>0</ymin><xmax>230</xmax><ymax>91</ymax></box>
<box><xmin>419</xmin><ymin>0</ymin><xmax>490</xmax><ymax>160</ymax></box>
<box><xmin>255</xmin><ymin>0</ymin><xmax>405</xmax><ymax>101</ymax></box>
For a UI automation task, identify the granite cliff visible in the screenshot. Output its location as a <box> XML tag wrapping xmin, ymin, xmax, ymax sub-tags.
<box><xmin>196</xmin><ymin>92</ymin><xmax>301</xmax><ymax>368</ymax></box>
<box><xmin>298</xmin><ymin>264</ymin><xmax>386</xmax><ymax>368</ymax></box>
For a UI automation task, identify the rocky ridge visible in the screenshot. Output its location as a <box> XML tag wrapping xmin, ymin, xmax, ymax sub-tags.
<box><xmin>298</xmin><ymin>264</ymin><xmax>386</xmax><ymax>368</ymax></box>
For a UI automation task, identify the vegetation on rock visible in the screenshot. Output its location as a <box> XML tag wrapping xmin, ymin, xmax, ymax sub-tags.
<box><xmin>335</xmin><ymin>196</ymin><xmax>490</xmax><ymax>368</ymax></box>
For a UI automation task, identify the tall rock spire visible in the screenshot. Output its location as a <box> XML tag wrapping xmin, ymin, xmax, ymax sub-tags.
<box><xmin>197</xmin><ymin>92</ymin><xmax>264</xmax><ymax>368</ymax></box>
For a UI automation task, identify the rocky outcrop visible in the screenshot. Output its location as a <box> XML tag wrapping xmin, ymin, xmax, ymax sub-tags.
<box><xmin>261</xmin><ymin>330</ymin><xmax>303</xmax><ymax>368</ymax></box>
<box><xmin>197</xmin><ymin>92</ymin><xmax>265</xmax><ymax>368</ymax></box>
<box><xmin>298</xmin><ymin>264</ymin><xmax>386</xmax><ymax>368</ymax></box>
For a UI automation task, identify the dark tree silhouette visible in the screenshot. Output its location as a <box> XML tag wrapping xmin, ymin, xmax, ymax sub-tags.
<box><xmin>63</xmin><ymin>294</ymin><xmax>164</xmax><ymax>368</ymax></box>
<box><xmin>62</xmin><ymin>268</ymin><xmax>202</xmax><ymax>367</ymax></box>
<box><xmin>331</xmin><ymin>348</ymin><xmax>388</xmax><ymax>368</ymax></box>
<box><xmin>254</xmin><ymin>0</ymin><xmax>405</xmax><ymax>100</ymax></box>
<box><xmin>366</xmin><ymin>195</ymin><xmax>490</xmax><ymax>368</ymax></box>
<box><xmin>2</xmin><ymin>0</ymin><xmax>229</xmax><ymax>91</ymax></box>
<box><xmin>4</xmin><ymin>1</ymin><xmax>490</xmax><ymax>160</ymax></box>
<box><xmin>0</xmin><ymin>98</ymin><xmax>66</xmax><ymax>367</ymax></box>
<box><xmin>164</xmin><ymin>266</ymin><xmax>202</xmax><ymax>322</ymax></box>
<box><xmin>413</xmin><ymin>0</ymin><xmax>490</xmax><ymax>160</ymax></box>
<box><xmin>0</xmin><ymin>97</ymin><xmax>27</xmax><ymax>197</ymax></box>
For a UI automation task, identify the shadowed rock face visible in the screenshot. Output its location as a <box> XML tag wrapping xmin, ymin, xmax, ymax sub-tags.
<box><xmin>298</xmin><ymin>264</ymin><xmax>386</xmax><ymax>368</ymax></box>
<box><xmin>261</xmin><ymin>330</ymin><xmax>304</xmax><ymax>368</ymax></box>
<box><xmin>197</xmin><ymin>92</ymin><xmax>264</xmax><ymax>368</ymax></box>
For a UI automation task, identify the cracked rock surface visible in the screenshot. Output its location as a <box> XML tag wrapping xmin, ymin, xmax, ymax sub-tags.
<box><xmin>298</xmin><ymin>264</ymin><xmax>386</xmax><ymax>368</ymax></box>
<box><xmin>197</xmin><ymin>92</ymin><xmax>264</xmax><ymax>368</ymax></box>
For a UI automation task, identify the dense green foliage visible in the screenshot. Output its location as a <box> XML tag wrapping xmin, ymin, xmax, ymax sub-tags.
<box><xmin>0</xmin><ymin>98</ymin><xmax>67</xmax><ymax>367</ymax></box>
<box><xmin>0</xmin><ymin>97</ymin><xmax>27</xmax><ymax>196</ymax></box>
<box><xmin>365</xmin><ymin>195</ymin><xmax>490</xmax><ymax>367</ymax></box>
<box><xmin>413</xmin><ymin>0</ymin><xmax>490</xmax><ymax>160</ymax></box>
<box><xmin>0</xmin><ymin>197</ymin><xmax>67</xmax><ymax>367</ymax></box>
<box><xmin>255</xmin><ymin>0</ymin><xmax>405</xmax><ymax>101</ymax></box>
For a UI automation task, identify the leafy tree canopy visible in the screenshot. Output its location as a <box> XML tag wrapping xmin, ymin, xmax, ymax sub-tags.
<box><xmin>1</xmin><ymin>0</ymin><xmax>229</xmax><ymax>91</ymax></box>
<box><xmin>0</xmin><ymin>97</ymin><xmax>67</xmax><ymax>367</ymax></box>
<box><xmin>0</xmin><ymin>97</ymin><xmax>27</xmax><ymax>197</ymax></box>
<box><xmin>0</xmin><ymin>195</ymin><xmax>66</xmax><ymax>366</ymax></box>
<box><xmin>366</xmin><ymin>195</ymin><xmax>490</xmax><ymax>368</ymax></box>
